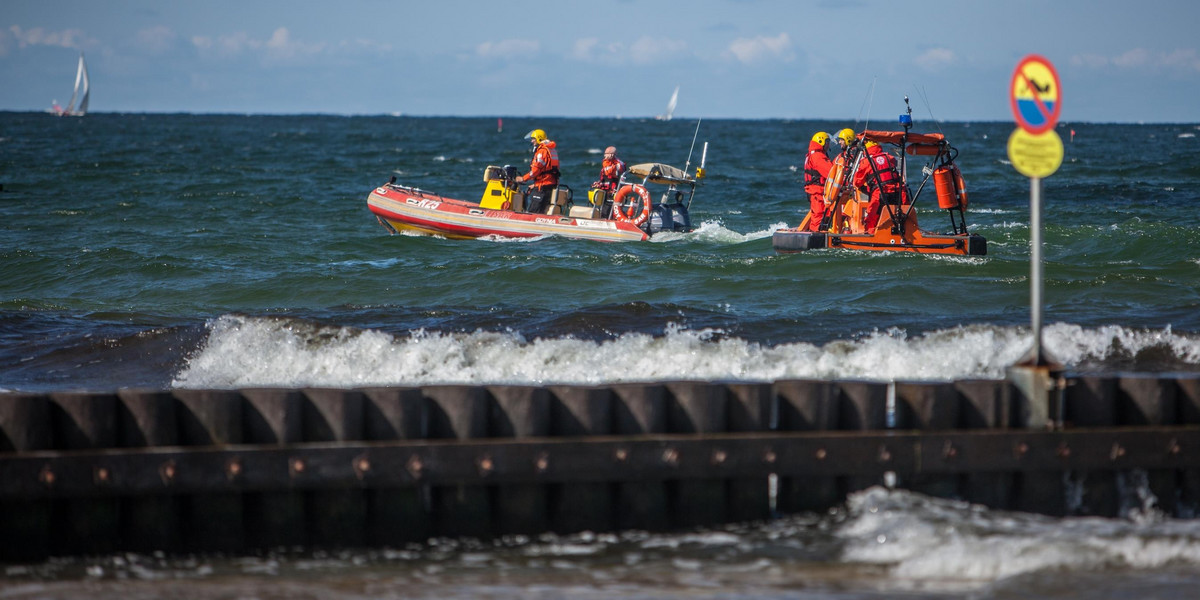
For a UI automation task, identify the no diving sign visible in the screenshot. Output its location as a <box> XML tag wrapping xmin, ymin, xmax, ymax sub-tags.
<box><xmin>1010</xmin><ymin>55</ymin><xmax>1061</xmax><ymax>135</ymax></box>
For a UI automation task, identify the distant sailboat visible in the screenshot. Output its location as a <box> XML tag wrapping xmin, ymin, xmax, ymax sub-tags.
<box><xmin>52</xmin><ymin>53</ymin><xmax>89</xmax><ymax>117</ymax></box>
<box><xmin>656</xmin><ymin>85</ymin><xmax>679</xmax><ymax>121</ymax></box>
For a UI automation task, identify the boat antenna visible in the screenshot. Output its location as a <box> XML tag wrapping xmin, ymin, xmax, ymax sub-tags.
<box><xmin>914</xmin><ymin>84</ymin><xmax>944</xmax><ymax>135</ymax></box>
<box><xmin>684</xmin><ymin>118</ymin><xmax>703</xmax><ymax>173</ymax></box>
<box><xmin>858</xmin><ymin>77</ymin><xmax>877</xmax><ymax>131</ymax></box>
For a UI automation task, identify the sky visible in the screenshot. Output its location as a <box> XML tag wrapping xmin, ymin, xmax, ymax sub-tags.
<box><xmin>3</xmin><ymin>0</ymin><xmax>1199</xmax><ymax>122</ymax></box>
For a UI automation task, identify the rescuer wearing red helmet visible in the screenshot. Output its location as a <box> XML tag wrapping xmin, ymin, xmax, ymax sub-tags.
<box><xmin>516</xmin><ymin>128</ymin><xmax>560</xmax><ymax>213</ymax></box>
<box><xmin>802</xmin><ymin>132</ymin><xmax>835</xmax><ymax>232</ymax></box>
<box><xmin>853</xmin><ymin>139</ymin><xmax>905</xmax><ymax>234</ymax></box>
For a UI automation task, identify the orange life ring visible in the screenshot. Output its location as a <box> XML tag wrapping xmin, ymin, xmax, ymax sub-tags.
<box><xmin>954</xmin><ymin>166</ymin><xmax>969</xmax><ymax>208</ymax></box>
<box><xmin>612</xmin><ymin>184</ymin><xmax>652</xmax><ymax>226</ymax></box>
<box><xmin>823</xmin><ymin>154</ymin><xmax>846</xmax><ymax>200</ymax></box>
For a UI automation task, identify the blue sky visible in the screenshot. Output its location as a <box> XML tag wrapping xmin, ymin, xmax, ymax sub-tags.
<box><xmin>3</xmin><ymin>0</ymin><xmax>1199</xmax><ymax>122</ymax></box>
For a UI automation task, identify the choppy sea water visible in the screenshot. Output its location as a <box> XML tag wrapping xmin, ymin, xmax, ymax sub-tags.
<box><xmin>2</xmin><ymin>113</ymin><xmax>1199</xmax><ymax>392</ymax></box>
<box><xmin>2</xmin><ymin>111</ymin><xmax>1200</xmax><ymax>596</ymax></box>
<box><xmin>5</xmin><ymin>487</ymin><xmax>1200</xmax><ymax>599</ymax></box>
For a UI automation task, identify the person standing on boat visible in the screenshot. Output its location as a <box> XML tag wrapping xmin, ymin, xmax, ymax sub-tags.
<box><xmin>853</xmin><ymin>140</ymin><xmax>904</xmax><ymax>234</ymax></box>
<box><xmin>516</xmin><ymin>128</ymin><xmax>560</xmax><ymax>214</ymax></box>
<box><xmin>834</xmin><ymin>129</ymin><xmax>858</xmax><ymax>159</ymax></box>
<box><xmin>591</xmin><ymin>146</ymin><xmax>626</xmax><ymax>218</ymax></box>
<box><xmin>802</xmin><ymin>132</ymin><xmax>834</xmax><ymax>232</ymax></box>
<box><xmin>594</xmin><ymin>146</ymin><xmax>626</xmax><ymax>191</ymax></box>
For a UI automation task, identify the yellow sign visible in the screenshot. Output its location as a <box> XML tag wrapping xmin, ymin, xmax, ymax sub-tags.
<box><xmin>1007</xmin><ymin>128</ymin><xmax>1063</xmax><ymax>178</ymax></box>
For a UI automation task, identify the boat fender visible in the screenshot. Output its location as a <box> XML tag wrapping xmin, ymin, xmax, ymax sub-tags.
<box><xmin>612</xmin><ymin>184</ymin><xmax>652</xmax><ymax>226</ymax></box>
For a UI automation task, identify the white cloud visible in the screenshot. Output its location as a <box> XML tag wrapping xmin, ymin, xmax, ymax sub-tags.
<box><xmin>914</xmin><ymin>48</ymin><xmax>955</xmax><ymax>71</ymax></box>
<box><xmin>1160</xmin><ymin>48</ymin><xmax>1200</xmax><ymax>71</ymax></box>
<box><xmin>572</xmin><ymin>37</ymin><xmax>625</xmax><ymax>64</ymax></box>
<box><xmin>727</xmin><ymin>33</ymin><xmax>793</xmax><ymax>64</ymax></box>
<box><xmin>191</xmin><ymin>27</ymin><xmax>323</xmax><ymax>62</ymax></box>
<box><xmin>1072</xmin><ymin>48</ymin><xmax>1200</xmax><ymax>72</ymax></box>
<box><xmin>571</xmin><ymin>36</ymin><xmax>686</xmax><ymax>66</ymax></box>
<box><xmin>136</xmin><ymin>26</ymin><xmax>177</xmax><ymax>54</ymax></box>
<box><xmin>629</xmin><ymin>36</ymin><xmax>688</xmax><ymax>65</ymax></box>
<box><xmin>476</xmin><ymin>39</ymin><xmax>540</xmax><ymax>60</ymax></box>
<box><xmin>573</xmin><ymin>37</ymin><xmax>598</xmax><ymax>60</ymax></box>
<box><xmin>1070</xmin><ymin>53</ymin><xmax>1109</xmax><ymax>68</ymax></box>
<box><xmin>8</xmin><ymin>25</ymin><xmax>89</xmax><ymax>49</ymax></box>
<box><xmin>344</xmin><ymin>38</ymin><xmax>393</xmax><ymax>54</ymax></box>
<box><xmin>191</xmin><ymin>32</ymin><xmax>250</xmax><ymax>58</ymax></box>
<box><xmin>263</xmin><ymin>27</ymin><xmax>325</xmax><ymax>61</ymax></box>
<box><xmin>1113</xmin><ymin>48</ymin><xmax>1150</xmax><ymax>68</ymax></box>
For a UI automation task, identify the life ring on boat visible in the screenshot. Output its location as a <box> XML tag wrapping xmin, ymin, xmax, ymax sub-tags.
<box><xmin>823</xmin><ymin>154</ymin><xmax>846</xmax><ymax>200</ymax></box>
<box><xmin>612</xmin><ymin>184</ymin><xmax>652</xmax><ymax>226</ymax></box>
<box><xmin>954</xmin><ymin>166</ymin><xmax>969</xmax><ymax>208</ymax></box>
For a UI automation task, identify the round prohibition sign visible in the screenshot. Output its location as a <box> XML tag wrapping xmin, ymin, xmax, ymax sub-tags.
<box><xmin>1010</xmin><ymin>54</ymin><xmax>1062</xmax><ymax>135</ymax></box>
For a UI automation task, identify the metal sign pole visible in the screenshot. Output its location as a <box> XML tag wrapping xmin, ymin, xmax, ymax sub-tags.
<box><xmin>1005</xmin><ymin>54</ymin><xmax>1066</xmax><ymax>430</ymax></box>
<box><xmin>1030</xmin><ymin>176</ymin><xmax>1043</xmax><ymax>360</ymax></box>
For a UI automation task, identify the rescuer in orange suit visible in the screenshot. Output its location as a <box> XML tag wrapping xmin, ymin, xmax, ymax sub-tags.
<box><xmin>516</xmin><ymin>128</ymin><xmax>560</xmax><ymax>214</ymax></box>
<box><xmin>853</xmin><ymin>140</ymin><xmax>905</xmax><ymax>234</ymax></box>
<box><xmin>593</xmin><ymin>146</ymin><xmax>626</xmax><ymax>192</ymax></box>
<box><xmin>591</xmin><ymin>145</ymin><xmax>627</xmax><ymax>218</ymax></box>
<box><xmin>802</xmin><ymin>132</ymin><xmax>834</xmax><ymax>232</ymax></box>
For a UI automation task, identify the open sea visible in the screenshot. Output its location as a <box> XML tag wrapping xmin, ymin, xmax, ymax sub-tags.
<box><xmin>2</xmin><ymin>111</ymin><xmax>1200</xmax><ymax>597</ymax></box>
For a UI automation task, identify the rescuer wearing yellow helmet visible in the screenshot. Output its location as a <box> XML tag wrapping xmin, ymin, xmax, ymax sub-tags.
<box><xmin>802</xmin><ymin>131</ymin><xmax>835</xmax><ymax>232</ymax></box>
<box><xmin>516</xmin><ymin>128</ymin><xmax>561</xmax><ymax>213</ymax></box>
<box><xmin>835</xmin><ymin>128</ymin><xmax>857</xmax><ymax>154</ymax></box>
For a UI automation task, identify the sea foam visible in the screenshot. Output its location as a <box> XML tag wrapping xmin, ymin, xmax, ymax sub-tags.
<box><xmin>837</xmin><ymin>486</ymin><xmax>1200</xmax><ymax>587</ymax></box>
<box><xmin>171</xmin><ymin>315</ymin><xmax>1200</xmax><ymax>389</ymax></box>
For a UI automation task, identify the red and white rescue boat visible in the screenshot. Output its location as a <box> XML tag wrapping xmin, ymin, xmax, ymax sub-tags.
<box><xmin>367</xmin><ymin>161</ymin><xmax>703</xmax><ymax>243</ymax></box>
<box><xmin>367</xmin><ymin>183</ymin><xmax>649</xmax><ymax>242</ymax></box>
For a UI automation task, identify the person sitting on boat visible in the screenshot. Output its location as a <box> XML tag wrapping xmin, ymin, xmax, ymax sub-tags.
<box><xmin>591</xmin><ymin>146</ymin><xmax>626</xmax><ymax>218</ymax></box>
<box><xmin>516</xmin><ymin>128</ymin><xmax>560</xmax><ymax>214</ymax></box>
<box><xmin>853</xmin><ymin>140</ymin><xmax>905</xmax><ymax>234</ymax></box>
<box><xmin>802</xmin><ymin>132</ymin><xmax>834</xmax><ymax>232</ymax></box>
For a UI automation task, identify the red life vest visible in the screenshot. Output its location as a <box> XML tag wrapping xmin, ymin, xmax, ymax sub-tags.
<box><xmin>864</xmin><ymin>149</ymin><xmax>901</xmax><ymax>193</ymax></box>
<box><xmin>803</xmin><ymin>149</ymin><xmax>827</xmax><ymax>188</ymax></box>
<box><xmin>598</xmin><ymin>157</ymin><xmax>626</xmax><ymax>190</ymax></box>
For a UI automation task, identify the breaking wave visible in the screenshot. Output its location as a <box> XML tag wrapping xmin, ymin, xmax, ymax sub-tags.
<box><xmin>171</xmin><ymin>315</ymin><xmax>1200</xmax><ymax>389</ymax></box>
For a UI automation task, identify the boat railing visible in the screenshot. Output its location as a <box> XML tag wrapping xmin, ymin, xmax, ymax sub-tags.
<box><xmin>384</xmin><ymin>181</ymin><xmax>434</xmax><ymax>198</ymax></box>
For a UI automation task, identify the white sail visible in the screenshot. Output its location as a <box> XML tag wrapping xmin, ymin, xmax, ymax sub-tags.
<box><xmin>75</xmin><ymin>54</ymin><xmax>89</xmax><ymax>115</ymax></box>
<box><xmin>656</xmin><ymin>85</ymin><xmax>679</xmax><ymax>121</ymax></box>
<box><xmin>60</xmin><ymin>53</ymin><xmax>89</xmax><ymax>116</ymax></box>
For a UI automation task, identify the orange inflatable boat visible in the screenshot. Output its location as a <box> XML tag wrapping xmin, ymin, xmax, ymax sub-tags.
<box><xmin>773</xmin><ymin>111</ymin><xmax>986</xmax><ymax>256</ymax></box>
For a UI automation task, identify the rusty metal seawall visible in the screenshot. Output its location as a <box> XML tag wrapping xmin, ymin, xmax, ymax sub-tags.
<box><xmin>2</xmin><ymin>376</ymin><xmax>1199</xmax><ymax>561</ymax></box>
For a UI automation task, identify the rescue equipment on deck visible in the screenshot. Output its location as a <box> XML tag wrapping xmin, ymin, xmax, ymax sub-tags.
<box><xmin>773</xmin><ymin>96</ymin><xmax>986</xmax><ymax>256</ymax></box>
<box><xmin>933</xmin><ymin>163</ymin><xmax>969</xmax><ymax>210</ymax></box>
<box><xmin>612</xmin><ymin>184</ymin><xmax>652</xmax><ymax>226</ymax></box>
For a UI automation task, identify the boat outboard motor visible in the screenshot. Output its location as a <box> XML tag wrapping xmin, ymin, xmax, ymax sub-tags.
<box><xmin>645</xmin><ymin>189</ymin><xmax>692</xmax><ymax>233</ymax></box>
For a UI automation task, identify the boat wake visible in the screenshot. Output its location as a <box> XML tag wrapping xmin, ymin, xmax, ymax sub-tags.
<box><xmin>171</xmin><ymin>315</ymin><xmax>1200</xmax><ymax>389</ymax></box>
<box><xmin>650</xmin><ymin>219</ymin><xmax>780</xmax><ymax>244</ymax></box>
